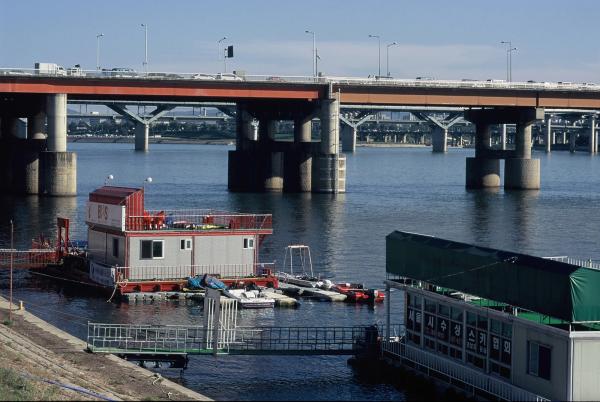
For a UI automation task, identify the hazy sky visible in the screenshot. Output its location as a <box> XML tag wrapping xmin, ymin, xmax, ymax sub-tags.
<box><xmin>2</xmin><ymin>0</ymin><xmax>600</xmax><ymax>82</ymax></box>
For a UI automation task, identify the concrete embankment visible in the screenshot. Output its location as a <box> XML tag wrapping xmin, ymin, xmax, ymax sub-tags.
<box><xmin>0</xmin><ymin>296</ymin><xmax>211</xmax><ymax>401</ymax></box>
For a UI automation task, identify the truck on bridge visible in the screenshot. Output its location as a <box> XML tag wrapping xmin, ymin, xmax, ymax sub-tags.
<box><xmin>34</xmin><ymin>62</ymin><xmax>67</xmax><ymax>76</ymax></box>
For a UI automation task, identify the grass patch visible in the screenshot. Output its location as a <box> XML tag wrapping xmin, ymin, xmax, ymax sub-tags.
<box><xmin>0</xmin><ymin>367</ymin><xmax>59</xmax><ymax>401</ymax></box>
<box><xmin>2</xmin><ymin>319</ymin><xmax>12</xmax><ymax>326</ymax></box>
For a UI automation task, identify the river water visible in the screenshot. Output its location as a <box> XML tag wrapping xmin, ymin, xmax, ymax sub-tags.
<box><xmin>1</xmin><ymin>143</ymin><xmax>600</xmax><ymax>400</ymax></box>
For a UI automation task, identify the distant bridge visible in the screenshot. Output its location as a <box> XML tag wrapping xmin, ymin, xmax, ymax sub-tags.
<box><xmin>3</xmin><ymin>68</ymin><xmax>600</xmax><ymax>196</ymax></box>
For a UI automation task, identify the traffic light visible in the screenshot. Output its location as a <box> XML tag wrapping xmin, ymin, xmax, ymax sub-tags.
<box><xmin>227</xmin><ymin>45</ymin><xmax>234</xmax><ymax>58</ymax></box>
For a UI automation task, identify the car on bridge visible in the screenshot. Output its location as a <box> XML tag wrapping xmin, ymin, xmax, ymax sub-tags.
<box><xmin>215</xmin><ymin>73</ymin><xmax>243</xmax><ymax>81</ymax></box>
<box><xmin>191</xmin><ymin>73</ymin><xmax>216</xmax><ymax>80</ymax></box>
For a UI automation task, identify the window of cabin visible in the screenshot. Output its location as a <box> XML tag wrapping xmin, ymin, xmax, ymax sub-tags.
<box><xmin>141</xmin><ymin>240</ymin><xmax>164</xmax><ymax>259</ymax></box>
<box><xmin>527</xmin><ymin>341</ymin><xmax>551</xmax><ymax>380</ymax></box>
<box><xmin>243</xmin><ymin>238</ymin><xmax>255</xmax><ymax>249</ymax></box>
<box><xmin>181</xmin><ymin>239</ymin><xmax>192</xmax><ymax>250</ymax></box>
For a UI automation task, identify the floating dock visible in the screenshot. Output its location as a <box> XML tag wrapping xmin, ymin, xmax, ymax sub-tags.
<box><xmin>262</xmin><ymin>288</ymin><xmax>300</xmax><ymax>307</ymax></box>
<box><xmin>278</xmin><ymin>283</ymin><xmax>347</xmax><ymax>302</ymax></box>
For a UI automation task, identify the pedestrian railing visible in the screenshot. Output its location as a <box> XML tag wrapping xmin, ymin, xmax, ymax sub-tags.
<box><xmin>0</xmin><ymin>249</ymin><xmax>58</xmax><ymax>268</ymax></box>
<box><xmin>381</xmin><ymin>341</ymin><xmax>549</xmax><ymax>401</ymax></box>
<box><xmin>87</xmin><ymin>322</ymin><xmax>378</xmax><ymax>356</ymax></box>
<box><xmin>544</xmin><ymin>255</ymin><xmax>600</xmax><ymax>270</ymax></box>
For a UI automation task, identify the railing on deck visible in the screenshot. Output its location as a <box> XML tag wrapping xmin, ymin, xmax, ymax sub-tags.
<box><xmin>113</xmin><ymin>263</ymin><xmax>275</xmax><ymax>282</ymax></box>
<box><xmin>87</xmin><ymin>323</ymin><xmax>377</xmax><ymax>356</ymax></box>
<box><xmin>125</xmin><ymin>210</ymin><xmax>272</xmax><ymax>232</ymax></box>
<box><xmin>0</xmin><ymin>249</ymin><xmax>58</xmax><ymax>268</ymax></box>
<box><xmin>544</xmin><ymin>256</ymin><xmax>600</xmax><ymax>270</ymax></box>
<box><xmin>381</xmin><ymin>341</ymin><xmax>548</xmax><ymax>401</ymax></box>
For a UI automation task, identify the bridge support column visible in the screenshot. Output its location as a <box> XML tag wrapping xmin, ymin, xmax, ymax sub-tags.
<box><xmin>287</xmin><ymin>115</ymin><xmax>312</xmax><ymax>192</ymax></box>
<box><xmin>505</xmin><ymin>122</ymin><xmax>540</xmax><ymax>190</ymax></box>
<box><xmin>589</xmin><ymin>115</ymin><xmax>596</xmax><ymax>154</ymax></box>
<box><xmin>501</xmin><ymin>124</ymin><xmax>507</xmax><ymax>151</ymax></box>
<box><xmin>47</xmin><ymin>94</ymin><xmax>67</xmax><ymax>152</ymax></box>
<box><xmin>569</xmin><ymin>132</ymin><xmax>576</xmax><ymax>153</ymax></box>
<box><xmin>229</xmin><ymin>104</ymin><xmax>261</xmax><ymax>192</ymax></box>
<box><xmin>313</xmin><ymin>93</ymin><xmax>345</xmax><ymax>193</ymax></box>
<box><xmin>341</xmin><ymin>125</ymin><xmax>357</xmax><ymax>153</ymax></box>
<box><xmin>40</xmin><ymin>94</ymin><xmax>76</xmax><ymax>196</ymax></box>
<box><xmin>465</xmin><ymin>123</ymin><xmax>500</xmax><ymax>188</ymax></box>
<box><xmin>545</xmin><ymin>117</ymin><xmax>552</xmax><ymax>153</ymax></box>
<box><xmin>259</xmin><ymin>119</ymin><xmax>283</xmax><ymax>192</ymax></box>
<box><xmin>135</xmin><ymin>122</ymin><xmax>149</xmax><ymax>152</ymax></box>
<box><xmin>431</xmin><ymin>126</ymin><xmax>447</xmax><ymax>153</ymax></box>
<box><xmin>27</xmin><ymin>110</ymin><xmax>46</xmax><ymax>140</ymax></box>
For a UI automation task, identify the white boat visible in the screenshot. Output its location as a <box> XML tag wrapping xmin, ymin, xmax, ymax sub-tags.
<box><xmin>226</xmin><ymin>289</ymin><xmax>275</xmax><ymax>309</ymax></box>
<box><xmin>276</xmin><ymin>245</ymin><xmax>323</xmax><ymax>288</ymax></box>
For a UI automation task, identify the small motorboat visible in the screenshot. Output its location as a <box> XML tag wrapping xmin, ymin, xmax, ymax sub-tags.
<box><xmin>226</xmin><ymin>289</ymin><xmax>275</xmax><ymax>309</ymax></box>
<box><xmin>332</xmin><ymin>283</ymin><xmax>385</xmax><ymax>304</ymax></box>
<box><xmin>277</xmin><ymin>245</ymin><xmax>323</xmax><ymax>288</ymax></box>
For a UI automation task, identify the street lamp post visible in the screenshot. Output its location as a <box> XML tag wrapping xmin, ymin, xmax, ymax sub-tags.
<box><xmin>500</xmin><ymin>41</ymin><xmax>517</xmax><ymax>82</ymax></box>
<box><xmin>96</xmin><ymin>33</ymin><xmax>104</xmax><ymax>71</ymax></box>
<box><xmin>305</xmin><ymin>30</ymin><xmax>316</xmax><ymax>77</ymax></box>
<box><xmin>386</xmin><ymin>42</ymin><xmax>397</xmax><ymax>77</ymax></box>
<box><xmin>141</xmin><ymin>24</ymin><xmax>148</xmax><ymax>74</ymax></box>
<box><xmin>217</xmin><ymin>37</ymin><xmax>227</xmax><ymax>72</ymax></box>
<box><xmin>369</xmin><ymin>34</ymin><xmax>381</xmax><ymax>78</ymax></box>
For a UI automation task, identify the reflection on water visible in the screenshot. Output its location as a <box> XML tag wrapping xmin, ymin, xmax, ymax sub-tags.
<box><xmin>2</xmin><ymin>144</ymin><xmax>600</xmax><ymax>400</ymax></box>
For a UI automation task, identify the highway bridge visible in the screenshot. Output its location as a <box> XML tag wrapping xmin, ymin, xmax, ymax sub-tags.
<box><xmin>2</xmin><ymin>68</ymin><xmax>600</xmax><ymax>195</ymax></box>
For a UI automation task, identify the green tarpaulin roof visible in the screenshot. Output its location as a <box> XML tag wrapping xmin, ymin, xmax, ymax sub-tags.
<box><xmin>386</xmin><ymin>231</ymin><xmax>600</xmax><ymax>323</ymax></box>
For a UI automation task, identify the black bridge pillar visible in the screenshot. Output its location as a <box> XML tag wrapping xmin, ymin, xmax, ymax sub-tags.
<box><xmin>464</xmin><ymin>107</ymin><xmax>544</xmax><ymax>190</ymax></box>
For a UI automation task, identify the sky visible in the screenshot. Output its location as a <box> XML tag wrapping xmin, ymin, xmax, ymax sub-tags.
<box><xmin>2</xmin><ymin>0</ymin><xmax>600</xmax><ymax>82</ymax></box>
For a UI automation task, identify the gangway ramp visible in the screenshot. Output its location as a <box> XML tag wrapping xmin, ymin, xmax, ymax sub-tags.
<box><xmin>86</xmin><ymin>323</ymin><xmax>378</xmax><ymax>356</ymax></box>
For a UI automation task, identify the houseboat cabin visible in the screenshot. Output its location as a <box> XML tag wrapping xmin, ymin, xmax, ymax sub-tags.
<box><xmin>86</xmin><ymin>186</ymin><xmax>274</xmax><ymax>293</ymax></box>
<box><xmin>383</xmin><ymin>231</ymin><xmax>600</xmax><ymax>401</ymax></box>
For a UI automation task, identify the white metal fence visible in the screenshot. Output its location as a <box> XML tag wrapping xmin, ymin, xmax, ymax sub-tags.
<box><xmin>113</xmin><ymin>262</ymin><xmax>275</xmax><ymax>282</ymax></box>
<box><xmin>544</xmin><ymin>256</ymin><xmax>600</xmax><ymax>270</ymax></box>
<box><xmin>381</xmin><ymin>341</ymin><xmax>548</xmax><ymax>401</ymax></box>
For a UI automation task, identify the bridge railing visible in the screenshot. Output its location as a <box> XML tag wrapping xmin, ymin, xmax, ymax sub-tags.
<box><xmin>382</xmin><ymin>340</ymin><xmax>549</xmax><ymax>401</ymax></box>
<box><xmin>3</xmin><ymin>67</ymin><xmax>600</xmax><ymax>92</ymax></box>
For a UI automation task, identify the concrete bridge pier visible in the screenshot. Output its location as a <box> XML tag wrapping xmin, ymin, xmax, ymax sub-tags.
<box><xmin>431</xmin><ymin>126</ymin><xmax>448</xmax><ymax>153</ymax></box>
<box><xmin>465</xmin><ymin>123</ymin><xmax>500</xmax><ymax>188</ymax></box>
<box><xmin>341</xmin><ymin>125</ymin><xmax>357</xmax><ymax>153</ymax></box>
<box><xmin>134</xmin><ymin>122</ymin><xmax>149</xmax><ymax>152</ymax></box>
<box><xmin>412</xmin><ymin>112</ymin><xmax>462</xmax><ymax>153</ymax></box>
<box><xmin>40</xmin><ymin>94</ymin><xmax>77</xmax><ymax>196</ymax></box>
<box><xmin>505</xmin><ymin>121</ymin><xmax>540</xmax><ymax>189</ymax></box>
<box><xmin>228</xmin><ymin>104</ymin><xmax>260</xmax><ymax>192</ymax></box>
<box><xmin>259</xmin><ymin>119</ymin><xmax>283</xmax><ymax>192</ymax></box>
<box><xmin>569</xmin><ymin>132</ymin><xmax>576</xmax><ymax>153</ymax></box>
<box><xmin>545</xmin><ymin>116</ymin><xmax>552</xmax><ymax>153</ymax></box>
<box><xmin>465</xmin><ymin>107</ymin><xmax>543</xmax><ymax>190</ymax></box>
<box><xmin>313</xmin><ymin>93</ymin><xmax>346</xmax><ymax>193</ymax></box>
<box><xmin>287</xmin><ymin>114</ymin><xmax>313</xmax><ymax>192</ymax></box>
<box><xmin>501</xmin><ymin>124</ymin><xmax>507</xmax><ymax>150</ymax></box>
<box><xmin>589</xmin><ymin>115</ymin><xmax>596</xmax><ymax>154</ymax></box>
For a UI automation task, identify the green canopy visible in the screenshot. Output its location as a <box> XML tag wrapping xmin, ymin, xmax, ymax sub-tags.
<box><xmin>386</xmin><ymin>231</ymin><xmax>600</xmax><ymax>323</ymax></box>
